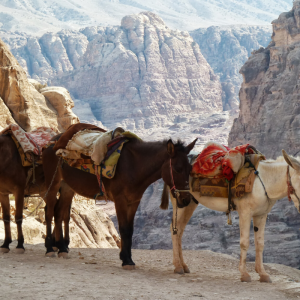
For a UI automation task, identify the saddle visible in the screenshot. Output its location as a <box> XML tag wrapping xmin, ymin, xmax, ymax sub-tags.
<box><xmin>52</xmin><ymin>123</ymin><xmax>140</xmax><ymax>199</ymax></box>
<box><xmin>0</xmin><ymin>124</ymin><xmax>57</xmax><ymax>190</ymax></box>
<box><xmin>190</xmin><ymin>143</ymin><xmax>265</xmax><ymax>224</ymax></box>
<box><xmin>53</xmin><ymin>123</ymin><xmax>140</xmax><ymax>178</ymax></box>
<box><xmin>192</xmin><ymin>153</ymin><xmax>265</xmax><ymax>198</ymax></box>
<box><xmin>1</xmin><ymin>124</ymin><xmax>56</xmax><ymax>166</ymax></box>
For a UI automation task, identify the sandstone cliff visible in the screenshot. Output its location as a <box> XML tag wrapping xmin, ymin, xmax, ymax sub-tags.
<box><xmin>229</xmin><ymin>1</ymin><xmax>300</xmax><ymax>158</ymax></box>
<box><xmin>0</xmin><ymin>38</ymin><xmax>79</xmax><ymax>132</ymax></box>
<box><xmin>190</xmin><ymin>25</ymin><xmax>272</xmax><ymax>111</ymax></box>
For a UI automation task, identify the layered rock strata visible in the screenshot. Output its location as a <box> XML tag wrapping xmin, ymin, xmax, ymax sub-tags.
<box><xmin>0</xmin><ymin>38</ymin><xmax>79</xmax><ymax>132</ymax></box>
<box><xmin>190</xmin><ymin>25</ymin><xmax>272</xmax><ymax>111</ymax></box>
<box><xmin>1</xmin><ymin>12</ymin><xmax>223</xmax><ymax>132</ymax></box>
<box><xmin>229</xmin><ymin>1</ymin><xmax>300</xmax><ymax>158</ymax></box>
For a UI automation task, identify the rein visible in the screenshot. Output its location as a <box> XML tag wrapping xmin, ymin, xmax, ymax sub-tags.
<box><xmin>287</xmin><ymin>166</ymin><xmax>300</xmax><ymax>206</ymax></box>
<box><xmin>169</xmin><ymin>158</ymin><xmax>190</xmax><ymax>235</ymax></box>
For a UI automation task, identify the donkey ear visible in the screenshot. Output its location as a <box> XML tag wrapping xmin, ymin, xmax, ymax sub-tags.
<box><xmin>186</xmin><ymin>138</ymin><xmax>197</xmax><ymax>154</ymax></box>
<box><xmin>167</xmin><ymin>139</ymin><xmax>175</xmax><ymax>157</ymax></box>
<box><xmin>282</xmin><ymin>149</ymin><xmax>300</xmax><ymax>172</ymax></box>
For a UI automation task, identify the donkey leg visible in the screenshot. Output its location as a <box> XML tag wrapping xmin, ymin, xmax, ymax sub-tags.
<box><xmin>44</xmin><ymin>187</ymin><xmax>60</xmax><ymax>257</ymax></box>
<box><xmin>178</xmin><ymin>201</ymin><xmax>198</xmax><ymax>274</ymax></box>
<box><xmin>170</xmin><ymin>197</ymin><xmax>197</xmax><ymax>274</ymax></box>
<box><xmin>253</xmin><ymin>214</ymin><xmax>271</xmax><ymax>283</ymax></box>
<box><xmin>54</xmin><ymin>206</ymin><xmax>68</xmax><ymax>258</ymax></box>
<box><xmin>63</xmin><ymin>204</ymin><xmax>72</xmax><ymax>249</ymax></box>
<box><xmin>238</xmin><ymin>211</ymin><xmax>252</xmax><ymax>282</ymax></box>
<box><xmin>60</xmin><ymin>182</ymin><xmax>74</xmax><ymax>250</ymax></box>
<box><xmin>115</xmin><ymin>199</ymin><xmax>140</xmax><ymax>269</ymax></box>
<box><xmin>14</xmin><ymin>190</ymin><xmax>25</xmax><ymax>253</ymax></box>
<box><xmin>54</xmin><ymin>190</ymin><xmax>73</xmax><ymax>258</ymax></box>
<box><xmin>0</xmin><ymin>194</ymin><xmax>12</xmax><ymax>253</ymax></box>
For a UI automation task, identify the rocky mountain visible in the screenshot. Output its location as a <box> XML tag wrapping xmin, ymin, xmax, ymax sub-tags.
<box><xmin>190</xmin><ymin>25</ymin><xmax>272</xmax><ymax>111</ymax></box>
<box><xmin>0</xmin><ymin>0</ymin><xmax>293</xmax><ymax>35</ymax></box>
<box><xmin>229</xmin><ymin>0</ymin><xmax>300</xmax><ymax>159</ymax></box>
<box><xmin>0</xmin><ymin>12</ymin><xmax>231</xmax><ymax>151</ymax></box>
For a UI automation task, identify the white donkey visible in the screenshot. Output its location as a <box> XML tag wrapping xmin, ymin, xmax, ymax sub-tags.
<box><xmin>161</xmin><ymin>150</ymin><xmax>300</xmax><ymax>283</ymax></box>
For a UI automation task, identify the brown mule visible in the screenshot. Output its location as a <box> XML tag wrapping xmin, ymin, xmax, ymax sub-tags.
<box><xmin>0</xmin><ymin>134</ymin><xmax>74</xmax><ymax>254</ymax></box>
<box><xmin>42</xmin><ymin>131</ymin><xmax>197</xmax><ymax>268</ymax></box>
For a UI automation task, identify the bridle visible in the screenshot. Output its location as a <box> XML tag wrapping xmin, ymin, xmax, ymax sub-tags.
<box><xmin>287</xmin><ymin>166</ymin><xmax>300</xmax><ymax>207</ymax></box>
<box><xmin>169</xmin><ymin>159</ymin><xmax>191</xmax><ymax>202</ymax></box>
<box><xmin>169</xmin><ymin>158</ymin><xmax>191</xmax><ymax>235</ymax></box>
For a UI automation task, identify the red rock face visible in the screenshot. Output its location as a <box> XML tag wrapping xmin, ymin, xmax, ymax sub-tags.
<box><xmin>229</xmin><ymin>1</ymin><xmax>300</xmax><ymax>158</ymax></box>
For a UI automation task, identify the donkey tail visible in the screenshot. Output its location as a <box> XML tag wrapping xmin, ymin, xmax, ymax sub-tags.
<box><xmin>160</xmin><ymin>183</ymin><xmax>169</xmax><ymax>210</ymax></box>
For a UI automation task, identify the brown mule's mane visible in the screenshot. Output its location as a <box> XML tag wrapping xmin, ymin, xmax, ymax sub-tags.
<box><xmin>129</xmin><ymin>138</ymin><xmax>187</xmax><ymax>154</ymax></box>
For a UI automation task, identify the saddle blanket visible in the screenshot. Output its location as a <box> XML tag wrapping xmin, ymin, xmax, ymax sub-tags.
<box><xmin>191</xmin><ymin>142</ymin><xmax>261</xmax><ymax>180</ymax></box>
<box><xmin>1</xmin><ymin>124</ymin><xmax>56</xmax><ymax>166</ymax></box>
<box><xmin>55</xmin><ymin>124</ymin><xmax>140</xmax><ymax>166</ymax></box>
<box><xmin>192</xmin><ymin>154</ymin><xmax>265</xmax><ymax>198</ymax></box>
<box><xmin>63</xmin><ymin>136</ymin><xmax>128</xmax><ymax>179</ymax></box>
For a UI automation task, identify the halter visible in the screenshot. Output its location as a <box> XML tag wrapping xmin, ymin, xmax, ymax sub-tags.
<box><xmin>169</xmin><ymin>159</ymin><xmax>190</xmax><ymax>198</ymax></box>
<box><xmin>287</xmin><ymin>166</ymin><xmax>300</xmax><ymax>206</ymax></box>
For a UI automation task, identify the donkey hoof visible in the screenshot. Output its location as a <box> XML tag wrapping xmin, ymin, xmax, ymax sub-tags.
<box><xmin>0</xmin><ymin>248</ymin><xmax>9</xmax><ymax>253</ymax></box>
<box><xmin>122</xmin><ymin>265</ymin><xmax>136</xmax><ymax>270</ymax></box>
<box><xmin>174</xmin><ymin>267</ymin><xmax>184</xmax><ymax>274</ymax></box>
<box><xmin>53</xmin><ymin>247</ymin><xmax>58</xmax><ymax>252</ymax></box>
<box><xmin>260</xmin><ymin>275</ymin><xmax>272</xmax><ymax>283</ymax></box>
<box><xmin>58</xmin><ymin>252</ymin><xmax>69</xmax><ymax>259</ymax></box>
<box><xmin>241</xmin><ymin>274</ymin><xmax>252</xmax><ymax>282</ymax></box>
<box><xmin>15</xmin><ymin>248</ymin><xmax>25</xmax><ymax>254</ymax></box>
<box><xmin>183</xmin><ymin>265</ymin><xmax>190</xmax><ymax>273</ymax></box>
<box><xmin>45</xmin><ymin>252</ymin><xmax>56</xmax><ymax>258</ymax></box>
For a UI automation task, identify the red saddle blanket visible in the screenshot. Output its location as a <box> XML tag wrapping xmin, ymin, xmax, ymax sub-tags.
<box><xmin>191</xmin><ymin>142</ymin><xmax>259</xmax><ymax>180</ymax></box>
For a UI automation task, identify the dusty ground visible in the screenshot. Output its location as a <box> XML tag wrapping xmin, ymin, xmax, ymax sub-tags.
<box><xmin>1</xmin><ymin>240</ymin><xmax>300</xmax><ymax>300</ymax></box>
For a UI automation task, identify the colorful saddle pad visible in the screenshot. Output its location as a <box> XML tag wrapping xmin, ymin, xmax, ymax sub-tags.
<box><xmin>192</xmin><ymin>154</ymin><xmax>265</xmax><ymax>198</ymax></box>
<box><xmin>1</xmin><ymin>124</ymin><xmax>56</xmax><ymax>167</ymax></box>
<box><xmin>62</xmin><ymin>137</ymin><xmax>128</xmax><ymax>179</ymax></box>
<box><xmin>191</xmin><ymin>142</ymin><xmax>262</xmax><ymax>180</ymax></box>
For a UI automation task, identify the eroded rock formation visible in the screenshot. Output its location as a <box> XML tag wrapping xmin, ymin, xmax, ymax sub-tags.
<box><xmin>229</xmin><ymin>1</ymin><xmax>300</xmax><ymax>158</ymax></box>
<box><xmin>1</xmin><ymin>12</ymin><xmax>223</xmax><ymax>132</ymax></box>
<box><xmin>0</xmin><ymin>38</ymin><xmax>79</xmax><ymax>132</ymax></box>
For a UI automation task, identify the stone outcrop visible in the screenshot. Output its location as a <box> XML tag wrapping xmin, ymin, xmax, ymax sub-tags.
<box><xmin>0</xmin><ymin>96</ymin><xmax>15</xmax><ymax>130</ymax></box>
<box><xmin>1</xmin><ymin>12</ymin><xmax>223</xmax><ymax>133</ymax></box>
<box><xmin>0</xmin><ymin>38</ymin><xmax>79</xmax><ymax>132</ymax></box>
<box><xmin>229</xmin><ymin>1</ymin><xmax>300</xmax><ymax>158</ymax></box>
<box><xmin>190</xmin><ymin>25</ymin><xmax>272</xmax><ymax>111</ymax></box>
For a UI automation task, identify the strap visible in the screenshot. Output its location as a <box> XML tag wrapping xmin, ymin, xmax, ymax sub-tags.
<box><xmin>169</xmin><ymin>159</ymin><xmax>176</xmax><ymax>191</ymax></box>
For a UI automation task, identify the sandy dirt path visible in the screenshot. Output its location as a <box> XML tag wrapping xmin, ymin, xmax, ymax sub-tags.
<box><xmin>1</xmin><ymin>240</ymin><xmax>300</xmax><ymax>300</ymax></box>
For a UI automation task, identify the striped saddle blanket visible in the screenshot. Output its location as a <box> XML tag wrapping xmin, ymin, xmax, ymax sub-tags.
<box><xmin>1</xmin><ymin>124</ymin><xmax>56</xmax><ymax>166</ymax></box>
